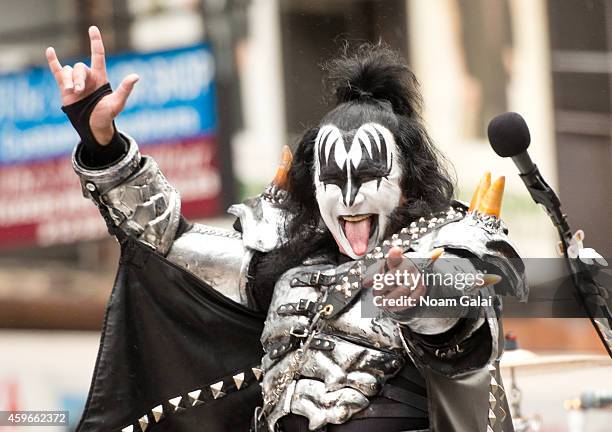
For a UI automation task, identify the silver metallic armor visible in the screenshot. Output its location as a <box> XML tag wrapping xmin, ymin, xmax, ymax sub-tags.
<box><xmin>74</xmin><ymin>136</ymin><xmax>526</xmax><ymax>432</ymax></box>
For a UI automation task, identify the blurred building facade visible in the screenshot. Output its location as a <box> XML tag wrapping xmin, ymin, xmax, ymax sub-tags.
<box><xmin>0</xmin><ymin>0</ymin><xmax>609</xmax><ymax>340</ymax></box>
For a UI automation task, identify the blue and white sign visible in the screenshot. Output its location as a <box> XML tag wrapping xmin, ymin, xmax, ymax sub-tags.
<box><xmin>0</xmin><ymin>44</ymin><xmax>216</xmax><ymax>165</ymax></box>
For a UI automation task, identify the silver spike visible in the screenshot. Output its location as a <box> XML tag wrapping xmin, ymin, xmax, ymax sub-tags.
<box><xmin>188</xmin><ymin>389</ymin><xmax>203</xmax><ymax>406</ymax></box>
<box><xmin>233</xmin><ymin>372</ymin><xmax>245</xmax><ymax>390</ymax></box>
<box><xmin>138</xmin><ymin>415</ymin><xmax>149</xmax><ymax>431</ymax></box>
<box><xmin>488</xmin><ymin>408</ymin><xmax>497</xmax><ymax>426</ymax></box>
<box><xmin>488</xmin><ymin>363</ymin><xmax>496</xmax><ymax>372</ymax></box>
<box><xmin>151</xmin><ymin>405</ymin><xmax>164</xmax><ymax>423</ymax></box>
<box><xmin>122</xmin><ymin>426</ymin><xmax>134</xmax><ymax>432</ymax></box>
<box><xmin>489</xmin><ymin>392</ymin><xmax>497</xmax><ymax>409</ymax></box>
<box><xmin>252</xmin><ymin>367</ymin><xmax>263</xmax><ymax>380</ymax></box>
<box><xmin>169</xmin><ymin>396</ymin><xmax>182</xmax><ymax>412</ymax></box>
<box><xmin>490</xmin><ymin>376</ymin><xmax>499</xmax><ymax>393</ymax></box>
<box><xmin>210</xmin><ymin>381</ymin><xmax>225</xmax><ymax>399</ymax></box>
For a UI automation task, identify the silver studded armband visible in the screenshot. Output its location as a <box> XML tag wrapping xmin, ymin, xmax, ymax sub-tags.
<box><xmin>72</xmin><ymin>133</ymin><xmax>181</xmax><ymax>254</ymax></box>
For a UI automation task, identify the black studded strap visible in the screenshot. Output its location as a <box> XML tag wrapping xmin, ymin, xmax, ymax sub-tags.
<box><xmin>320</xmin><ymin>206</ymin><xmax>467</xmax><ymax>320</ymax></box>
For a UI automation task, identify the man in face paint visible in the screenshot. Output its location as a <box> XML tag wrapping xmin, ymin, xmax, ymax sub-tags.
<box><xmin>314</xmin><ymin>121</ymin><xmax>402</xmax><ymax>258</ymax></box>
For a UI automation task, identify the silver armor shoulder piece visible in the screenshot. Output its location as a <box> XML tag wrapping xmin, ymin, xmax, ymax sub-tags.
<box><xmin>166</xmin><ymin>224</ymin><xmax>252</xmax><ymax>305</ymax></box>
<box><xmin>228</xmin><ymin>193</ymin><xmax>288</xmax><ymax>252</ymax></box>
<box><xmin>416</xmin><ymin>213</ymin><xmax>528</xmax><ymax>302</ymax></box>
<box><xmin>73</xmin><ymin>134</ymin><xmax>181</xmax><ymax>255</ymax></box>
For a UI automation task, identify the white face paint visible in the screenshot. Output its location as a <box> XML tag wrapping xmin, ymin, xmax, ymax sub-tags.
<box><xmin>313</xmin><ymin>122</ymin><xmax>402</xmax><ymax>259</ymax></box>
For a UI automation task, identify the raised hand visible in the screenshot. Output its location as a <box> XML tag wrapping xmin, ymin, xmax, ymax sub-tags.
<box><xmin>46</xmin><ymin>26</ymin><xmax>139</xmax><ymax>145</ymax></box>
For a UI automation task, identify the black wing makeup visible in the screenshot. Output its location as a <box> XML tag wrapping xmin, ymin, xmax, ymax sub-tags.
<box><xmin>316</xmin><ymin>123</ymin><xmax>394</xmax><ymax>206</ymax></box>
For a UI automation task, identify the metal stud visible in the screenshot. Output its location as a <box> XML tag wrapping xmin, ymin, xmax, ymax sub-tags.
<box><xmin>352</xmin><ymin>282</ymin><xmax>359</xmax><ymax>288</ymax></box>
<box><xmin>349</xmin><ymin>268</ymin><xmax>356</xmax><ymax>275</ymax></box>
<box><xmin>151</xmin><ymin>405</ymin><xmax>164</xmax><ymax>423</ymax></box>
<box><xmin>420</xmin><ymin>227</ymin><xmax>427</xmax><ymax>233</ymax></box>
<box><xmin>169</xmin><ymin>396</ymin><xmax>182</xmax><ymax>412</ymax></box>
<box><xmin>488</xmin><ymin>409</ymin><xmax>497</xmax><ymax>426</ymax></box>
<box><xmin>233</xmin><ymin>372</ymin><xmax>245</xmax><ymax>390</ymax></box>
<box><xmin>419</xmin><ymin>217</ymin><xmax>426</xmax><ymax>222</ymax></box>
<box><xmin>392</xmin><ymin>234</ymin><xmax>399</xmax><ymax>239</ymax></box>
<box><xmin>252</xmin><ymin>367</ymin><xmax>263</xmax><ymax>380</ymax></box>
<box><xmin>122</xmin><ymin>426</ymin><xmax>134</xmax><ymax>432</ymax></box>
<box><xmin>499</xmin><ymin>407</ymin><xmax>507</xmax><ymax>422</ymax></box>
<box><xmin>138</xmin><ymin>415</ymin><xmax>149</xmax><ymax>431</ymax></box>
<box><xmin>488</xmin><ymin>363</ymin><xmax>496</xmax><ymax>372</ymax></box>
<box><xmin>188</xmin><ymin>389</ymin><xmax>203</xmax><ymax>406</ymax></box>
<box><xmin>489</xmin><ymin>393</ymin><xmax>497</xmax><ymax>409</ymax></box>
<box><xmin>210</xmin><ymin>381</ymin><xmax>225</xmax><ymax>399</ymax></box>
<box><xmin>86</xmin><ymin>182</ymin><xmax>96</xmax><ymax>192</ymax></box>
<box><xmin>412</xmin><ymin>234</ymin><xmax>419</xmax><ymax>239</ymax></box>
<box><xmin>374</xmin><ymin>246</ymin><xmax>381</xmax><ymax>252</ymax></box>
<box><xmin>410</xmin><ymin>221</ymin><xmax>417</xmax><ymax>228</ymax></box>
<box><xmin>490</xmin><ymin>376</ymin><xmax>499</xmax><ymax>393</ymax></box>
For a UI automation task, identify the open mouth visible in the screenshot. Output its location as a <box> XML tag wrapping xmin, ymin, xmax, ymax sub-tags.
<box><xmin>339</xmin><ymin>213</ymin><xmax>378</xmax><ymax>256</ymax></box>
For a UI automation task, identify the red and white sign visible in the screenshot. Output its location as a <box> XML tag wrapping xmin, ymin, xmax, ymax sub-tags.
<box><xmin>0</xmin><ymin>136</ymin><xmax>221</xmax><ymax>249</ymax></box>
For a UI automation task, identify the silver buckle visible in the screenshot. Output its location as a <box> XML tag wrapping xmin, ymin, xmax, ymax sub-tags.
<box><xmin>310</xmin><ymin>271</ymin><xmax>321</xmax><ymax>285</ymax></box>
<box><xmin>289</xmin><ymin>326</ymin><xmax>309</xmax><ymax>338</ymax></box>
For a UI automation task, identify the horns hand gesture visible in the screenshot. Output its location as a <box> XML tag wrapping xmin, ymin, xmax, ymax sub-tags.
<box><xmin>46</xmin><ymin>26</ymin><xmax>139</xmax><ymax>145</ymax></box>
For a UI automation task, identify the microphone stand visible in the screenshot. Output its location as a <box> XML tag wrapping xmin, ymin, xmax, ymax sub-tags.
<box><xmin>519</xmin><ymin>164</ymin><xmax>612</xmax><ymax>358</ymax></box>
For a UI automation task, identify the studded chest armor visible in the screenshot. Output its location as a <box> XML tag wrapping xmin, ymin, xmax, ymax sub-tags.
<box><xmin>260</xmin><ymin>205</ymin><xmax>467</xmax><ymax>430</ymax></box>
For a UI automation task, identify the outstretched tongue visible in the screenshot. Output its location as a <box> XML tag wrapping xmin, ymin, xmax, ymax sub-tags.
<box><xmin>344</xmin><ymin>217</ymin><xmax>371</xmax><ymax>256</ymax></box>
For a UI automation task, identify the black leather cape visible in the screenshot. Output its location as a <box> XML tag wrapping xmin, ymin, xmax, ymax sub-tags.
<box><xmin>76</xmin><ymin>239</ymin><xmax>266</xmax><ymax>432</ymax></box>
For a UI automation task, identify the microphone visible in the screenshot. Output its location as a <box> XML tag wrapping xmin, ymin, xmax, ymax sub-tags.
<box><xmin>487</xmin><ymin>112</ymin><xmax>612</xmax><ymax>359</ymax></box>
<box><xmin>487</xmin><ymin>112</ymin><xmax>535</xmax><ymax>175</ymax></box>
<box><xmin>487</xmin><ymin>112</ymin><xmax>564</xmax><ymax>228</ymax></box>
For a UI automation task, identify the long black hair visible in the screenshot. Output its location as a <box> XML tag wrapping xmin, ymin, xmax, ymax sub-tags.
<box><xmin>283</xmin><ymin>43</ymin><xmax>454</xmax><ymax>244</ymax></box>
<box><xmin>248</xmin><ymin>43</ymin><xmax>455</xmax><ymax>310</ymax></box>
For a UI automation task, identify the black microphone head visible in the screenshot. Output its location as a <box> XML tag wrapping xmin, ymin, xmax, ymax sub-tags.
<box><xmin>487</xmin><ymin>112</ymin><xmax>531</xmax><ymax>157</ymax></box>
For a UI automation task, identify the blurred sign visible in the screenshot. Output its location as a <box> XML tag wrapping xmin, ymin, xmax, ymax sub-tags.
<box><xmin>0</xmin><ymin>44</ymin><xmax>221</xmax><ymax>249</ymax></box>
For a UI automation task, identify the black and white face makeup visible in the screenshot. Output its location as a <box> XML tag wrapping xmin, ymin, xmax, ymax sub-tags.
<box><xmin>313</xmin><ymin>122</ymin><xmax>402</xmax><ymax>258</ymax></box>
